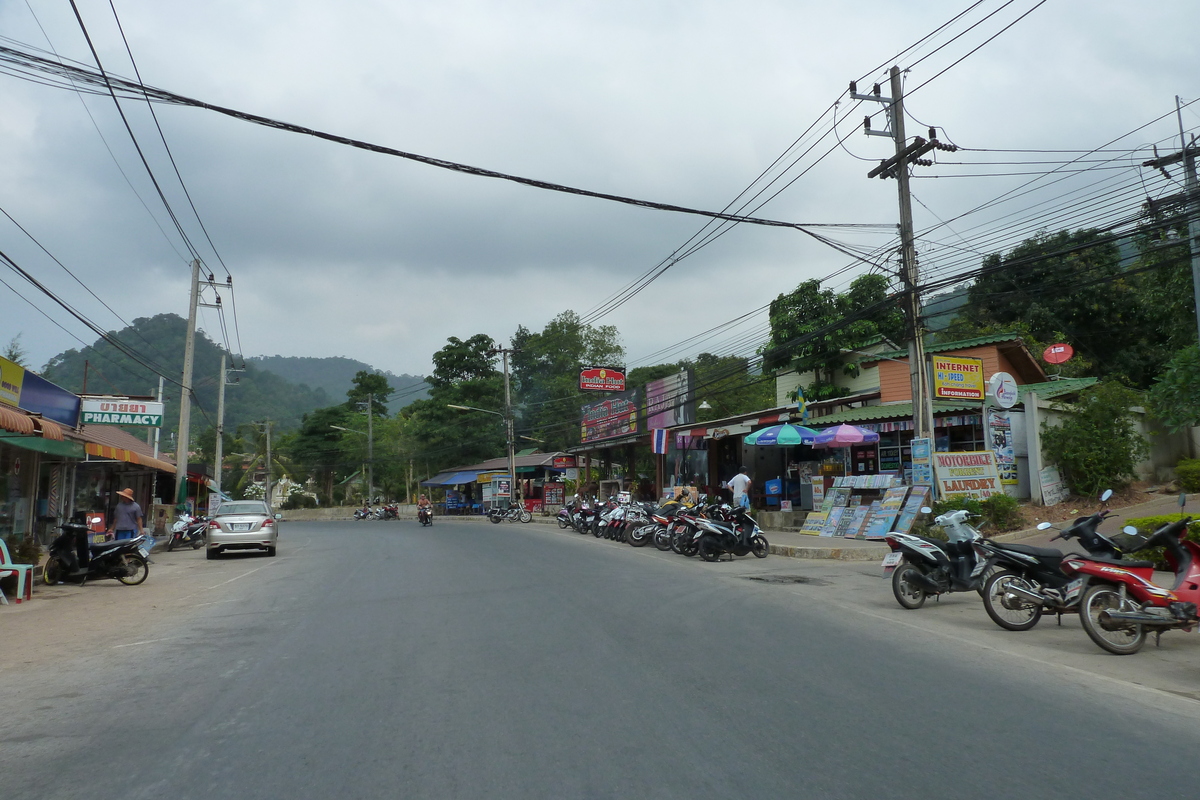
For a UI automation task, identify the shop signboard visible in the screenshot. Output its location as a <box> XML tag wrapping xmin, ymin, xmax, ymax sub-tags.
<box><xmin>933</xmin><ymin>450</ymin><xmax>1002</xmax><ymax>499</ymax></box>
<box><xmin>932</xmin><ymin>355</ymin><xmax>985</xmax><ymax>400</ymax></box>
<box><xmin>987</xmin><ymin>410</ymin><xmax>1017</xmax><ymax>485</ymax></box>
<box><xmin>544</xmin><ymin>483</ymin><xmax>564</xmax><ymax>506</ymax></box>
<box><xmin>909</xmin><ymin>438</ymin><xmax>934</xmax><ymax>486</ymax></box>
<box><xmin>1039</xmin><ymin>465</ymin><xmax>1069</xmax><ymax>506</ymax></box>
<box><xmin>0</xmin><ymin>354</ymin><xmax>24</xmax><ymax>407</ymax></box>
<box><xmin>81</xmin><ymin>397</ymin><xmax>165</xmax><ymax>427</ymax></box>
<box><xmin>579</xmin><ymin>366</ymin><xmax>626</xmax><ymax>392</ymax></box>
<box><xmin>580</xmin><ymin>389</ymin><xmax>640</xmax><ymax>443</ymax></box>
<box><xmin>552</xmin><ymin>456</ymin><xmax>576</xmax><ymax>469</ymax></box>
<box><xmin>644</xmin><ymin>370</ymin><xmax>695</xmax><ymax>429</ymax></box>
<box><xmin>987</xmin><ymin>372</ymin><xmax>1019</xmax><ymax>409</ymax></box>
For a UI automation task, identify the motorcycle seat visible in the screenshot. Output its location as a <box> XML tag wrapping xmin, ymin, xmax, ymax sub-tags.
<box><xmin>89</xmin><ymin>539</ymin><xmax>140</xmax><ymax>553</ymax></box>
<box><xmin>1080</xmin><ymin>554</ymin><xmax>1155</xmax><ymax>569</ymax></box>
<box><xmin>993</xmin><ymin>542</ymin><xmax>1063</xmax><ymax>560</ymax></box>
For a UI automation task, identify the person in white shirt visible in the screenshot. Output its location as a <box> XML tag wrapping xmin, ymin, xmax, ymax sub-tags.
<box><xmin>728</xmin><ymin>467</ymin><xmax>752</xmax><ymax>510</ymax></box>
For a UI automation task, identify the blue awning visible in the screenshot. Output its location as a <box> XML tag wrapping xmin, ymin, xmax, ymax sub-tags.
<box><xmin>420</xmin><ymin>470</ymin><xmax>481</xmax><ymax>486</ymax></box>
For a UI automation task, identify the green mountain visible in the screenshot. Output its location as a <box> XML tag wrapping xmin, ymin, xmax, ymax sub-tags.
<box><xmin>41</xmin><ymin>314</ymin><xmax>333</xmax><ymax>441</ymax></box>
<box><xmin>248</xmin><ymin>355</ymin><xmax>428</xmax><ymax>413</ymax></box>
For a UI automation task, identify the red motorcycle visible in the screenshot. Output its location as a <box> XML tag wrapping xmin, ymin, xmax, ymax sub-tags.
<box><xmin>1063</xmin><ymin>499</ymin><xmax>1198</xmax><ymax>655</ymax></box>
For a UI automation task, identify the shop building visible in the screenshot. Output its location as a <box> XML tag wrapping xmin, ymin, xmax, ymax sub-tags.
<box><xmin>421</xmin><ymin>451</ymin><xmax>578</xmax><ymax>513</ymax></box>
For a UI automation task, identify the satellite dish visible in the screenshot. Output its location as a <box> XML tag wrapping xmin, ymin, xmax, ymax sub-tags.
<box><xmin>1043</xmin><ymin>343</ymin><xmax>1074</xmax><ymax>365</ymax></box>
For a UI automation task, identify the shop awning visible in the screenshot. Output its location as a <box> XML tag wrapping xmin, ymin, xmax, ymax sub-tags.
<box><xmin>33</xmin><ymin>417</ymin><xmax>64</xmax><ymax>440</ymax></box>
<box><xmin>83</xmin><ymin>442</ymin><xmax>176</xmax><ymax>473</ymax></box>
<box><xmin>676</xmin><ymin>411</ymin><xmax>794</xmax><ymax>440</ymax></box>
<box><xmin>0</xmin><ymin>433</ymin><xmax>85</xmax><ymax>458</ymax></box>
<box><xmin>420</xmin><ymin>470</ymin><xmax>480</xmax><ymax>486</ymax></box>
<box><xmin>0</xmin><ymin>404</ymin><xmax>35</xmax><ymax>435</ymax></box>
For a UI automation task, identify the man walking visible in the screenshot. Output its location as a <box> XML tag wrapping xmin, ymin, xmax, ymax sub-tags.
<box><xmin>728</xmin><ymin>466</ymin><xmax>752</xmax><ymax>510</ymax></box>
<box><xmin>109</xmin><ymin>488</ymin><xmax>144</xmax><ymax>541</ymax></box>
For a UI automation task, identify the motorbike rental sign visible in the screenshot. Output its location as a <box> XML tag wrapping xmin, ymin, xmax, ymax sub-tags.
<box><xmin>579</xmin><ymin>366</ymin><xmax>626</xmax><ymax>392</ymax></box>
<box><xmin>80</xmin><ymin>397</ymin><xmax>164</xmax><ymax>427</ymax></box>
<box><xmin>933</xmin><ymin>450</ymin><xmax>1003</xmax><ymax>499</ymax></box>
<box><xmin>931</xmin><ymin>355</ymin><xmax>985</xmax><ymax>401</ymax></box>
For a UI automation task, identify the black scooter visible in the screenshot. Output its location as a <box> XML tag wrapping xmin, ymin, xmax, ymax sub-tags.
<box><xmin>44</xmin><ymin>523</ymin><xmax>150</xmax><ymax>586</ymax></box>
<box><xmin>418</xmin><ymin>506</ymin><xmax>433</xmax><ymax>526</ymax></box>
<box><xmin>694</xmin><ymin>504</ymin><xmax>770</xmax><ymax>561</ymax></box>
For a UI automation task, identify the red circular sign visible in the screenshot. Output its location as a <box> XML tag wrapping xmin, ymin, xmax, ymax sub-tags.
<box><xmin>1043</xmin><ymin>343</ymin><xmax>1074</xmax><ymax>364</ymax></box>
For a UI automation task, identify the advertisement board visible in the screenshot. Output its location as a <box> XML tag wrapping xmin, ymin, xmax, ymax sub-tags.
<box><xmin>932</xmin><ymin>355</ymin><xmax>985</xmax><ymax>400</ymax></box>
<box><xmin>644</xmin><ymin>370</ymin><xmax>695</xmax><ymax>429</ymax></box>
<box><xmin>579</xmin><ymin>366</ymin><xmax>626</xmax><ymax>392</ymax></box>
<box><xmin>987</xmin><ymin>410</ymin><xmax>1017</xmax><ymax>485</ymax></box>
<box><xmin>581</xmin><ymin>389</ymin><xmax>640</xmax><ymax>443</ymax></box>
<box><xmin>10</xmin><ymin>368</ymin><xmax>81</xmax><ymax>427</ymax></box>
<box><xmin>933</xmin><ymin>450</ymin><xmax>1002</xmax><ymax>499</ymax></box>
<box><xmin>81</xmin><ymin>397</ymin><xmax>165</xmax><ymax>427</ymax></box>
<box><xmin>552</xmin><ymin>456</ymin><xmax>576</xmax><ymax>469</ymax></box>
<box><xmin>909</xmin><ymin>437</ymin><xmax>934</xmax><ymax>486</ymax></box>
<box><xmin>0</xmin><ymin>354</ymin><xmax>25</xmax><ymax>407</ymax></box>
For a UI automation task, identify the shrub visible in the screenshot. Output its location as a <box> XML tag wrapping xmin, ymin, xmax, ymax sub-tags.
<box><xmin>1041</xmin><ymin>381</ymin><xmax>1148</xmax><ymax>495</ymax></box>
<box><xmin>1175</xmin><ymin>458</ymin><xmax>1200</xmax><ymax>493</ymax></box>
<box><xmin>1123</xmin><ymin>513</ymin><xmax>1200</xmax><ymax>569</ymax></box>
<box><xmin>282</xmin><ymin>494</ymin><xmax>317</xmax><ymax>510</ymax></box>
<box><xmin>981</xmin><ymin>494</ymin><xmax>1023</xmax><ymax>532</ymax></box>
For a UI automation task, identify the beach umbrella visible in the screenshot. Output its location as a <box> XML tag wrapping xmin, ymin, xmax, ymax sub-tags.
<box><xmin>743</xmin><ymin>424</ymin><xmax>820</xmax><ymax>446</ymax></box>
<box><xmin>813</xmin><ymin>423</ymin><xmax>880</xmax><ymax>448</ymax></box>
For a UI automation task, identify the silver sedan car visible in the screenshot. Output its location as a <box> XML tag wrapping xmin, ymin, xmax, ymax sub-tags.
<box><xmin>206</xmin><ymin>500</ymin><xmax>280</xmax><ymax>559</ymax></box>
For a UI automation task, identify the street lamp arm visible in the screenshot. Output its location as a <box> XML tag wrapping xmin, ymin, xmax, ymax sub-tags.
<box><xmin>330</xmin><ymin>425</ymin><xmax>367</xmax><ymax>435</ymax></box>
<box><xmin>446</xmin><ymin>404</ymin><xmax>503</xmax><ymax>418</ymax></box>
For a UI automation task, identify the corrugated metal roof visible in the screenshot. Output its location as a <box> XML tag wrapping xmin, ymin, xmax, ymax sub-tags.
<box><xmin>1019</xmin><ymin>377</ymin><xmax>1098</xmax><ymax>400</ymax></box>
<box><xmin>808</xmin><ymin>401</ymin><xmax>978</xmax><ymax>426</ymax></box>
<box><xmin>873</xmin><ymin>333</ymin><xmax>1025</xmax><ymax>361</ymax></box>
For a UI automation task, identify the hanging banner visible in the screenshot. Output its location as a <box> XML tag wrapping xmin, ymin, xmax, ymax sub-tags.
<box><xmin>581</xmin><ymin>389</ymin><xmax>640</xmax><ymax>443</ymax></box>
<box><xmin>644</xmin><ymin>371</ymin><xmax>695</xmax><ymax>429</ymax></box>
<box><xmin>987</xmin><ymin>410</ymin><xmax>1017</xmax><ymax>485</ymax></box>
<box><xmin>81</xmin><ymin>397</ymin><xmax>164</xmax><ymax>427</ymax></box>
<box><xmin>932</xmin><ymin>355</ymin><xmax>985</xmax><ymax>400</ymax></box>
<box><xmin>933</xmin><ymin>450</ymin><xmax>1002</xmax><ymax>499</ymax></box>
<box><xmin>579</xmin><ymin>366</ymin><xmax>626</xmax><ymax>392</ymax></box>
<box><xmin>909</xmin><ymin>437</ymin><xmax>934</xmax><ymax>486</ymax></box>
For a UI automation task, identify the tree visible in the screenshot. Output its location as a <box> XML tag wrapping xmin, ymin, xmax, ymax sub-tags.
<box><xmin>1042</xmin><ymin>382</ymin><xmax>1149</xmax><ymax>495</ymax></box>
<box><xmin>346</xmin><ymin>370</ymin><xmax>393</xmax><ymax>416</ymax></box>
<box><xmin>763</xmin><ymin>273</ymin><xmax>904</xmax><ymax>400</ymax></box>
<box><xmin>1148</xmin><ymin>345</ymin><xmax>1200</xmax><ymax>432</ymax></box>
<box><xmin>691</xmin><ymin>353</ymin><xmax>773</xmax><ymax>422</ymax></box>
<box><xmin>3</xmin><ymin>334</ymin><xmax>27</xmax><ymax>366</ymax></box>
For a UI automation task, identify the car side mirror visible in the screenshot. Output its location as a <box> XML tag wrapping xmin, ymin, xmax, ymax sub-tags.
<box><xmin>1036</xmin><ymin>522</ymin><xmax>1053</xmax><ymax>530</ymax></box>
<box><xmin>920</xmin><ymin>506</ymin><xmax>933</xmax><ymax>514</ymax></box>
<box><xmin>274</xmin><ymin>513</ymin><xmax>282</xmax><ymax>520</ymax></box>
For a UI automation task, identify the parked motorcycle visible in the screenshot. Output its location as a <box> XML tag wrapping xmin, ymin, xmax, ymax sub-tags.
<box><xmin>694</xmin><ymin>504</ymin><xmax>769</xmax><ymax>561</ymax></box>
<box><xmin>488</xmin><ymin>503</ymin><xmax>533</xmax><ymax>524</ymax></box>
<box><xmin>978</xmin><ymin>489</ymin><xmax>1137</xmax><ymax>631</ymax></box>
<box><xmin>44</xmin><ymin>522</ymin><xmax>150</xmax><ymax>586</ymax></box>
<box><xmin>167</xmin><ymin>514</ymin><xmax>207</xmax><ymax>551</ymax></box>
<box><xmin>418</xmin><ymin>506</ymin><xmax>433</xmax><ymax>527</ymax></box>
<box><xmin>883</xmin><ymin>507</ymin><xmax>990</xmax><ymax>609</ymax></box>
<box><xmin>353</xmin><ymin>506</ymin><xmax>373</xmax><ymax>520</ymax></box>
<box><xmin>1063</xmin><ymin>494</ymin><xmax>1199</xmax><ymax>655</ymax></box>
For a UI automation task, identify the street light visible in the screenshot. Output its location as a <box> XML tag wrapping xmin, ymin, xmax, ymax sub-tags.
<box><xmin>330</xmin><ymin>423</ymin><xmax>373</xmax><ymax>502</ymax></box>
<box><xmin>447</xmin><ymin>403</ymin><xmax>516</xmax><ymax>508</ymax></box>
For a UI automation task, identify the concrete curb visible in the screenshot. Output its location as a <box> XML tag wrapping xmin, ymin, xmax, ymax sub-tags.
<box><xmin>768</xmin><ymin>542</ymin><xmax>889</xmax><ymax>561</ymax></box>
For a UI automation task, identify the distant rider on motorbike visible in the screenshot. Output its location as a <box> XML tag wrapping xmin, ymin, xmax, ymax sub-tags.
<box><xmin>417</xmin><ymin>494</ymin><xmax>432</xmax><ymax>523</ymax></box>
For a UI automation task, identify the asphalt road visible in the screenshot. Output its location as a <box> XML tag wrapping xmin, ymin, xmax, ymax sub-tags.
<box><xmin>4</xmin><ymin>519</ymin><xmax>1199</xmax><ymax>799</ymax></box>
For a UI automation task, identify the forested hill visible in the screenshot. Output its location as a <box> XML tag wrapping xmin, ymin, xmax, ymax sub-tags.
<box><xmin>41</xmin><ymin>314</ymin><xmax>332</xmax><ymax>436</ymax></box>
<box><xmin>248</xmin><ymin>355</ymin><xmax>428</xmax><ymax>412</ymax></box>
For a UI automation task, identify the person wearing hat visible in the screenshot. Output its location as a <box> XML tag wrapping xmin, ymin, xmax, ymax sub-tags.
<box><xmin>110</xmin><ymin>488</ymin><xmax>144</xmax><ymax>541</ymax></box>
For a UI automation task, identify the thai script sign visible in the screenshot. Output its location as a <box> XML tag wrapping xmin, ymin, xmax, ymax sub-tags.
<box><xmin>579</xmin><ymin>366</ymin><xmax>626</xmax><ymax>392</ymax></box>
<box><xmin>581</xmin><ymin>389</ymin><xmax>640</xmax><ymax>443</ymax></box>
<box><xmin>932</xmin><ymin>355</ymin><xmax>985</xmax><ymax>400</ymax></box>
<box><xmin>933</xmin><ymin>450</ymin><xmax>1002</xmax><ymax>499</ymax></box>
<box><xmin>81</xmin><ymin>397</ymin><xmax>164</xmax><ymax>427</ymax></box>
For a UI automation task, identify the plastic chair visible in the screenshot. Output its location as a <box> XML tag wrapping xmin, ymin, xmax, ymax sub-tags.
<box><xmin>0</xmin><ymin>537</ymin><xmax>35</xmax><ymax>605</ymax></box>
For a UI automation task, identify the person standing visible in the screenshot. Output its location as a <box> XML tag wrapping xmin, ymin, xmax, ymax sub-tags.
<box><xmin>110</xmin><ymin>488</ymin><xmax>144</xmax><ymax>541</ymax></box>
<box><xmin>728</xmin><ymin>467</ymin><xmax>752</xmax><ymax>510</ymax></box>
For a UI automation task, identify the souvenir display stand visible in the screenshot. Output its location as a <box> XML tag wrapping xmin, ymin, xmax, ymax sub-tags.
<box><xmin>800</xmin><ymin>477</ymin><xmax>931</xmax><ymax>540</ymax></box>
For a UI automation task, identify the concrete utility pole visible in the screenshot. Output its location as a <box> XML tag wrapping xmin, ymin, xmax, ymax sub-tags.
<box><xmin>366</xmin><ymin>393</ymin><xmax>374</xmax><ymax>503</ymax></box>
<box><xmin>215</xmin><ymin>353</ymin><xmax>227</xmax><ymax>500</ymax></box>
<box><xmin>175</xmin><ymin>258</ymin><xmax>201</xmax><ymax>507</ymax></box>
<box><xmin>852</xmin><ymin>67</ymin><xmax>956</xmax><ymax>441</ymax></box>
<box><xmin>500</xmin><ymin>350</ymin><xmax>518</xmax><ymax>505</ymax></box>
<box><xmin>152</xmin><ymin>376</ymin><xmax>163</xmax><ymax>502</ymax></box>
<box><xmin>263</xmin><ymin>420</ymin><xmax>273</xmax><ymax>507</ymax></box>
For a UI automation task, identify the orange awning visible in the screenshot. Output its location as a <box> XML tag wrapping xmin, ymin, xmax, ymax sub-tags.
<box><xmin>83</xmin><ymin>442</ymin><xmax>176</xmax><ymax>473</ymax></box>
<box><xmin>0</xmin><ymin>405</ymin><xmax>35</xmax><ymax>435</ymax></box>
<box><xmin>32</xmin><ymin>417</ymin><xmax>64</xmax><ymax>441</ymax></box>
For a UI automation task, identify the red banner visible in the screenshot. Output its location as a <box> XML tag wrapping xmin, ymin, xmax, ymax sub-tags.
<box><xmin>579</xmin><ymin>366</ymin><xmax>626</xmax><ymax>392</ymax></box>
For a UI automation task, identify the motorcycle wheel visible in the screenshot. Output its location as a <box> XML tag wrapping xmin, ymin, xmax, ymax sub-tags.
<box><xmin>591</xmin><ymin>520</ymin><xmax>602</xmax><ymax>538</ymax></box>
<box><xmin>116</xmin><ymin>553</ymin><xmax>149</xmax><ymax>586</ymax></box>
<box><xmin>519</xmin><ymin>509</ymin><xmax>532</xmax><ymax>523</ymax></box>
<box><xmin>166</xmin><ymin>536</ymin><xmax>176</xmax><ymax>552</ymax></box>
<box><xmin>669</xmin><ymin>529</ymin><xmax>687</xmax><ymax>554</ymax></box>
<box><xmin>751</xmin><ymin>534</ymin><xmax>769</xmax><ymax>559</ymax></box>
<box><xmin>982</xmin><ymin>571</ymin><xmax>1042</xmax><ymax>631</ymax></box>
<box><xmin>891</xmin><ymin>562</ymin><xmax>927</xmax><ymax>610</ymax></box>
<box><xmin>679</xmin><ymin>535</ymin><xmax>700</xmax><ymax>558</ymax></box>
<box><xmin>557</xmin><ymin>518</ymin><xmax>570</xmax><ymax>529</ymax></box>
<box><xmin>628</xmin><ymin>524</ymin><xmax>654</xmax><ymax>547</ymax></box>
<box><xmin>1079</xmin><ymin>584</ymin><xmax>1146</xmax><ymax>655</ymax></box>
<box><xmin>654</xmin><ymin>527</ymin><xmax>673</xmax><ymax>551</ymax></box>
<box><xmin>43</xmin><ymin>556</ymin><xmax>64</xmax><ymax>585</ymax></box>
<box><xmin>698</xmin><ymin>536</ymin><xmax>721</xmax><ymax>562</ymax></box>
<box><xmin>489</xmin><ymin>513</ymin><xmax>502</xmax><ymax>525</ymax></box>
<box><xmin>191</xmin><ymin>533</ymin><xmax>206</xmax><ymax>550</ymax></box>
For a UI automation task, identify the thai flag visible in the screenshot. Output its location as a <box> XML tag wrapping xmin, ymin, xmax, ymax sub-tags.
<box><xmin>652</xmin><ymin>428</ymin><xmax>668</xmax><ymax>454</ymax></box>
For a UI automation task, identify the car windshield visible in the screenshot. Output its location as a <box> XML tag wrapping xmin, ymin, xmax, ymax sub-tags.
<box><xmin>217</xmin><ymin>502</ymin><xmax>269</xmax><ymax>516</ymax></box>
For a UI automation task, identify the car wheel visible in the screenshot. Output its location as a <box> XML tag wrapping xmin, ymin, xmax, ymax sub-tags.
<box><xmin>266</xmin><ymin>546</ymin><xmax>277</xmax><ymax>557</ymax></box>
<box><xmin>206</xmin><ymin>547</ymin><xmax>219</xmax><ymax>560</ymax></box>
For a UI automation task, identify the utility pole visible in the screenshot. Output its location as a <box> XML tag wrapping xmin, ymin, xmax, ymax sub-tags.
<box><xmin>852</xmin><ymin>67</ymin><xmax>955</xmax><ymax>442</ymax></box>
<box><xmin>500</xmin><ymin>350</ymin><xmax>517</xmax><ymax>505</ymax></box>
<box><xmin>175</xmin><ymin>258</ymin><xmax>201</xmax><ymax>508</ymax></box>
<box><xmin>152</xmin><ymin>376</ymin><xmax>163</xmax><ymax>503</ymax></box>
<box><xmin>214</xmin><ymin>353</ymin><xmax>227</xmax><ymax>501</ymax></box>
<box><xmin>263</xmin><ymin>420</ymin><xmax>273</xmax><ymax>508</ymax></box>
<box><xmin>366</xmin><ymin>393</ymin><xmax>374</xmax><ymax>504</ymax></box>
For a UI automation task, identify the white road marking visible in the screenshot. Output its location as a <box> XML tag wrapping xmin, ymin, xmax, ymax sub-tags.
<box><xmin>113</xmin><ymin>636</ymin><xmax>185</xmax><ymax>649</ymax></box>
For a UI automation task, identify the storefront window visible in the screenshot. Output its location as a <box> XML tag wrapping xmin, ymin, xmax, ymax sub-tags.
<box><xmin>0</xmin><ymin>446</ymin><xmax>34</xmax><ymax>540</ymax></box>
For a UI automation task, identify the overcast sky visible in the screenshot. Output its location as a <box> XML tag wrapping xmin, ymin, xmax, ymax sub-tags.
<box><xmin>1</xmin><ymin>0</ymin><xmax>1197</xmax><ymax>384</ymax></box>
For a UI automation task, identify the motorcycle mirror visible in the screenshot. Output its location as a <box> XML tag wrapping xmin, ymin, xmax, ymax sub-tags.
<box><xmin>1099</xmin><ymin>489</ymin><xmax>1113</xmax><ymax>503</ymax></box>
<box><xmin>1036</xmin><ymin>522</ymin><xmax>1053</xmax><ymax>530</ymax></box>
<box><xmin>1180</xmin><ymin>493</ymin><xmax>1187</xmax><ymax>509</ymax></box>
<box><xmin>1123</xmin><ymin>525</ymin><xmax>1139</xmax><ymax>536</ymax></box>
<box><xmin>919</xmin><ymin>506</ymin><xmax>932</xmax><ymax>514</ymax></box>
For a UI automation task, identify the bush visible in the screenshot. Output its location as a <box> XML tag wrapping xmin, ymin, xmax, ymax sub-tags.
<box><xmin>1123</xmin><ymin>513</ymin><xmax>1200</xmax><ymax>569</ymax></box>
<box><xmin>1042</xmin><ymin>381</ymin><xmax>1148</xmax><ymax>495</ymax></box>
<box><xmin>282</xmin><ymin>494</ymin><xmax>317</xmax><ymax>510</ymax></box>
<box><xmin>1175</xmin><ymin>458</ymin><xmax>1200</xmax><ymax>493</ymax></box>
<box><xmin>932</xmin><ymin>493</ymin><xmax>1022</xmax><ymax>533</ymax></box>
